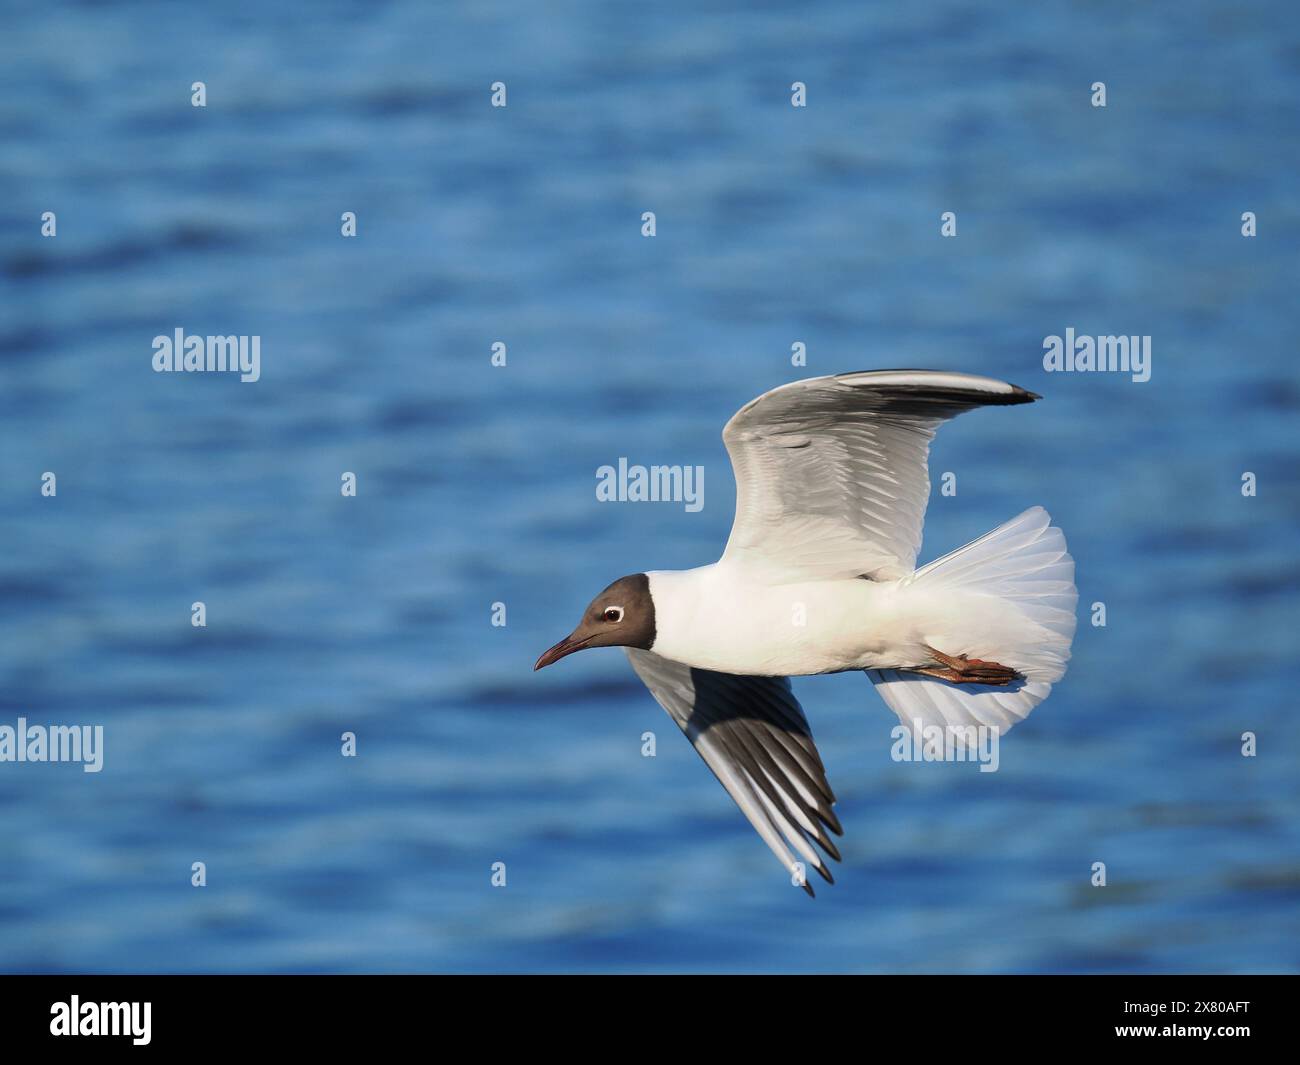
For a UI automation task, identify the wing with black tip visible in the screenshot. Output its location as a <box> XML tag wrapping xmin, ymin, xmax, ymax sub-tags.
<box><xmin>626</xmin><ymin>648</ymin><xmax>842</xmax><ymax>895</ymax></box>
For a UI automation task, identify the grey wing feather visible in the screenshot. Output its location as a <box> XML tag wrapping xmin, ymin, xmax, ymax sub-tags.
<box><xmin>626</xmin><ymin>648</ymin><xmax>842</xmax><ymax>895</ymax></box>
<box><xmin>721</xmin><ymin>369</ymin><xmax>1038</xmax><ymax>581</ymax></box>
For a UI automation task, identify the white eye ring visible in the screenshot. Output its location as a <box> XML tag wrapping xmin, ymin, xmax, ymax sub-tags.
<box><xmin>602</xmin><ymin>606</ymin><xmax>624</xmax><ymax>623</ymax></box>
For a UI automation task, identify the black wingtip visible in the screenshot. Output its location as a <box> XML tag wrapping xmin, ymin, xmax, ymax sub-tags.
<box><xmin>1011</xmin><ymin>384</ymin><xmax>1041</xmax><ymax>402</ymax></box>
<box><xmin>800</xmin><ymin>878</ymin><xmax>816</xmax><ymax>898</ymax></box>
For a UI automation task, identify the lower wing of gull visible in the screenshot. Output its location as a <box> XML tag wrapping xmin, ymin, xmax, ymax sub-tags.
<box><xmin>626</xmin><ymin>648</ymin><xmax>842</xmax><ymax>895</ymax></box>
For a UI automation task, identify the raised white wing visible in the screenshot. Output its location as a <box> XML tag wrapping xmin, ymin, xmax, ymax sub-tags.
<box><xmin>720</xmin><ymin>370</ymin><xmax>1038</xmax><ymax>582</ymax></box>
<box><xmin>626</xmin><ymin>648</ymin><xmax>841</xmax><ymax>895</ymax></box>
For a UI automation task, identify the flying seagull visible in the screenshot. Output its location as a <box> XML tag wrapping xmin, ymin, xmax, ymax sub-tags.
<box><xmin>535</xmin><ymin>370</ymin><xmax>1077</xmax><ymax>895</ymax></box>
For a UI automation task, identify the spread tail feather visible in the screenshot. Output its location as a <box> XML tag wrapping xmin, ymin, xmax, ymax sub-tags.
<box><xmin>869</xmin><ymin>506</ymin><xmax>1077</xmax><ymax>738</ymax></box>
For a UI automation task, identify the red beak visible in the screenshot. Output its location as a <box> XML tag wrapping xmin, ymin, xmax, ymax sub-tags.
<box><xmin>534</xmin><ymin>633</ymin><xmax>592</xmax><ymax>671</ymax></box>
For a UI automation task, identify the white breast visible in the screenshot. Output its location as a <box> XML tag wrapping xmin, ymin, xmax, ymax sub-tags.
<box><xmin>646</xmin><ymin>565</ymin><xmax>906</xmax><ymax>677</ymax></box>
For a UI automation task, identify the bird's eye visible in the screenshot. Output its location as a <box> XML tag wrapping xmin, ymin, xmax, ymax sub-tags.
<box><xmin>602</xmin><ymin>606</ymin><xmax>624</xmax><ymax>623</ymax></box>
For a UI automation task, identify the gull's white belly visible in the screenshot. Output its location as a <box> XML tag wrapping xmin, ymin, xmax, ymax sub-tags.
<box><xmin>646</xmin><ymin>565</ymin><xmax>929</xmax><ymax>677</ymax></box>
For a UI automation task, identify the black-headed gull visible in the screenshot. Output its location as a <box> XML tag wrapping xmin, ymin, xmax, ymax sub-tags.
<box><xmin>536</xmin><ymin>370</ymin><xmax>1077</xmax><ymax>894</ymax></box>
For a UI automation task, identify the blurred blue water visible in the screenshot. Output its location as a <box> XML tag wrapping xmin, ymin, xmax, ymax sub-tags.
<box><xmin>1</xmin><ymin>0</ymin><xmax>1298</xmax><ymax>973</ymax></box>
